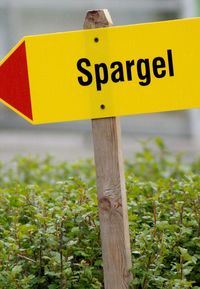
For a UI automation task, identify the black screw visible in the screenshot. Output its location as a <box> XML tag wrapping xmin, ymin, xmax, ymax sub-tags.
<box><xmin>100</xmin><ymin>104</ymin><xmax>105</xmax><ymax>110</ymax></box>
<box><xmin>94</xmin><ymin>37</ymin><xmax>99</xmax><ymax>43</ymax></box>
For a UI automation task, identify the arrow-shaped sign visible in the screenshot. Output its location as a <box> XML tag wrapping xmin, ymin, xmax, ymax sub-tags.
<box><xmin>0</xmin><ymin>17</ymin><xmax>200</xmax><ymax>124</ymax></box>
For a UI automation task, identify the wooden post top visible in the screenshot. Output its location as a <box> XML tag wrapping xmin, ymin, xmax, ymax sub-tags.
<box><xmin>84</xmin><ymin>9</ymin><xmax>113</xmax><ymax>29</ymax></box>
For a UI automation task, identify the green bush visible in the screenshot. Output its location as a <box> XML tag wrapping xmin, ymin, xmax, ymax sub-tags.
<box><xmin>0</xmin><ymin>138</ymin><xmax>200</xmax><ymax>289</ymax></box>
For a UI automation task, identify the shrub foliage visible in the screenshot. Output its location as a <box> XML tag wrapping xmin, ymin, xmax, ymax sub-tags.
<box><xmin>0</xmin><ymin>138</ymin><xmax>200</xmax><ymax>289</ymax></box>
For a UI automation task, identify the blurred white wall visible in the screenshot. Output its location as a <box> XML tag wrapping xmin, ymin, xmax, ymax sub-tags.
<box><xmin>0</xmin><ymin>0</ymin><xmax>180</xmax><ymax>51</ymax></box>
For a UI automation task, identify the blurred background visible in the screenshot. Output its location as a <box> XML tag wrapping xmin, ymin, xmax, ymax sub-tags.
<box><xmin>0</xmin><ymin>0</ymin><xmax>200</xmax><ymax>162</ymax></box>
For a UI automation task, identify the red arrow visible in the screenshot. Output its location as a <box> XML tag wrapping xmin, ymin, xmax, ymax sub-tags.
<box><xmin>0</xmin><ymin>41</ymin><xmax>33</xmax><ymax>120</ymax></box>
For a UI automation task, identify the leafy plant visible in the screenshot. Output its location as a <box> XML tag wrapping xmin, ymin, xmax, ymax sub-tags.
<box><xmin>0</xmin><ymin>138</ymin><xmax>199</xmax><ymax>288</ymax></box>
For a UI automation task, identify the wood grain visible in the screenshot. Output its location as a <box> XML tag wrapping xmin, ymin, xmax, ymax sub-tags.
<box><xmin>84</xmin><ymin>10</ymin><xmax>132</xmax><ymax>289</ymax></box>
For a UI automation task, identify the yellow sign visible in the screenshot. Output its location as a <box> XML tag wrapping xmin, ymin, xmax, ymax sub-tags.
<box><xmin>0</xmin><ymin>17</ymin><xmax>200</xmax><ymax>124</ymax></box>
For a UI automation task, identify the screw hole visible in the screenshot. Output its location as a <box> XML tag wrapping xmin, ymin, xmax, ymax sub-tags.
<box><xmin>94</xmin><ymin>37</ymin><xmax>99</xmax><ymax>43</ymax></box>
<box><xmin>100</xmin><ymin>104</ymin><xmax>105</xmax><ymax>110</ymax></box>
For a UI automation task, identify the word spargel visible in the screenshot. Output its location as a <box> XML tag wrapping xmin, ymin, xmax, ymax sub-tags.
<box><xmin>77</xmin><ymin>49</ymin><xmax>174</xmax><ymax>91</ymax></box>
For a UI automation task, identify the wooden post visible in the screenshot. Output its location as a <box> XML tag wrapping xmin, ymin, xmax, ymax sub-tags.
<box><xmin>84</xmin><ymin>10</ymin><xmax>133</xmax><ymax>289</ymax></box>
